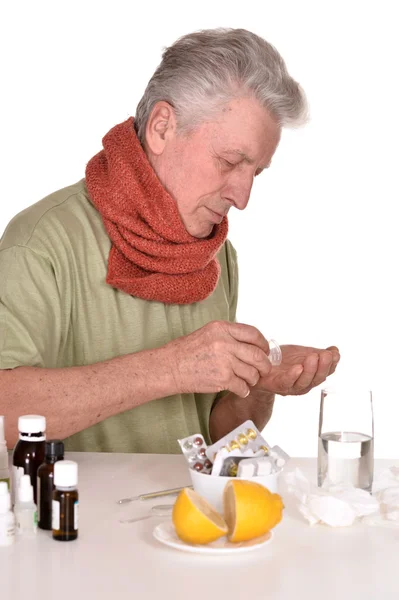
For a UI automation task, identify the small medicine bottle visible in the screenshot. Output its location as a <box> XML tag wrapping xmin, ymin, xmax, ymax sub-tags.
<box><xmin>37</xmin><ymin>439</ymin><xmax>64</xmax><ymax>530</ymax></box>
<box><xmin>12</xmin><ymin>415</ymin><xmax>46</xmax><ymax>504</ymax></box>
<box><xmin>14</xmin><ymin>474</ymin><xmax>37</xmax><ymax>536</ymax></box>
<box><xmin>52</xmin><ymin>460</ymin><xmax>78</xmax><ymax>542</ymax></box>
<box><xmin>0</xmin><ymin>481</ymin><xmax>15</xmax><ymax>547</ymax></box>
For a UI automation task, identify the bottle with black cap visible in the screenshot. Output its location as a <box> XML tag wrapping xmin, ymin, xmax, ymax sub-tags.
<box><xmin>12</xmin><ymin>415</ymin><xmax>46</xmax><ymax>505</ymax></box>
<box><xmin>37</xmin><ymin>439</ymin><xmax>64</xmax><ymax>530</ymax></box>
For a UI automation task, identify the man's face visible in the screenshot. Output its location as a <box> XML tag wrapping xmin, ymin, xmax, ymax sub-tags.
<box><xmin>152</xmin><ymin>96</ymin><xmax>281</xmax><ymax>238</ymax></box>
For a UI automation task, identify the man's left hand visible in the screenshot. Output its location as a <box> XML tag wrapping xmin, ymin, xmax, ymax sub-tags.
<box><xmin>253</xmin><ymin>344</ymin><xmax>340</xmax><ymax>396</ymax></box>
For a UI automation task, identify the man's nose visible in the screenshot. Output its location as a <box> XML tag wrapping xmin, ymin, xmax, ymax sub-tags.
<box><xmin>225</xmin><ymin>176</ymin><xmax>254</xmax><ymax>211</ymax></box>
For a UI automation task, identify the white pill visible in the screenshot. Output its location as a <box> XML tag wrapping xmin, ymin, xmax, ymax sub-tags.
<box><xmin>237</xmin><ymin>461</ymin><xmax>256</xmax><ymax>478</ymax></box>
<box><xmin>256</xmin><ymin>459</ymin><xmax>273</xmax><ymax>476</ymax></box>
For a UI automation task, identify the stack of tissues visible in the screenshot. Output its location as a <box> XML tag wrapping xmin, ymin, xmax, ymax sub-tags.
<box><xmin>284</xmin><ymin>467</ymin><xmax>399</xmax><ymax>527</ymax></box>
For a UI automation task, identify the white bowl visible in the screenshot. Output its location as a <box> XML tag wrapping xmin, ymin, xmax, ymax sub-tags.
<box><xmin>189</xmin><ymin>468</ymin><xmax>279</xmax><ymax>513</ymax></box>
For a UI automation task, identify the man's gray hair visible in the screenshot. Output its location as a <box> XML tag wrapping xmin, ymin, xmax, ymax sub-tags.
<box><xmin>135</xmin><ymin>28</ymin><xmax>308</xmax><ymax>143</ymax></box>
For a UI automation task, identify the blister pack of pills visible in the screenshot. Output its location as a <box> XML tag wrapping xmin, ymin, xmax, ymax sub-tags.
<box><xmin>205</xmin><ymin>420</ymin><xmax>270</xmax><ymax>463</ymax></box>
<box><xmin>177</xmin><ymin>422</ymin><xmax>290</xmax><ymax>478</ymax></box>
<box><xmin>177</xmin><ymin>433</ymin><xmax>212</xmax><ymax>473</ymax></box>
<box><xmin>211</xmin><ymin>447</ymin><xmax>267</xmax><ymax>476</ymax></box>
<box><xmin>268</xmin><ymin>445</ymin><xmax>290</xmax><ymax>469</ymax></box>
<box><xmin>237</xmin><ymin>456</ymin><xmax>275</xmax><ymax>477</ymax></box>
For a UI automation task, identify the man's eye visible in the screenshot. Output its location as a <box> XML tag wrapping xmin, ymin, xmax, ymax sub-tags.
<box><xmin>222</xmin><ymin>159</ymin><xmax>236</xmax><ymax>169</ymax></box>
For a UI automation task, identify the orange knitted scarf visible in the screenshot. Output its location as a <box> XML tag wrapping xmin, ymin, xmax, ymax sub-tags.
<box><xmin>85</xmin><ymin>118</ymin><xmax>228</xmax><ymax>304</ymax></box>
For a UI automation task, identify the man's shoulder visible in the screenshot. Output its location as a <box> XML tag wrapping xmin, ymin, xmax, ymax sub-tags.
<box><xmin>216</xmin><ymin>237</ymin><xmax>238</xmax><ymax>307</ymax></box>
<box><xmin>0</xmin><ymin>179</ymin><xmax>100</xmax><ymax>254</ymax></box>
<box><xmin>218</xmin><ymin>237</ymin><xmax>238</xmax><ymax>269</ymax></box>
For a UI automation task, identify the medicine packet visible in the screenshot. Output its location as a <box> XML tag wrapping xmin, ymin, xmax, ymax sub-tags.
<box><xmin>205</xmin><ymin>420</ymin><xmax>270</xmax><ymax>463</ymax></box>
<box><xmin>237</xmin><ymin>456</ymin><xmax>279</xmax><ymax>477</ymax></box>
<box><xmin>212</xmin><ymin>448</ymin><xmax>267</xmax><ymax>476</ymax></box>
<box><xmin>268</xmin><ymin>445</ymin><xmax>290</xmax><ymax>469</ymax></box>
<box><xmin>177</xmin><ymin>433</ymin><xmax>212</xmax><ymax>473</ymax></box>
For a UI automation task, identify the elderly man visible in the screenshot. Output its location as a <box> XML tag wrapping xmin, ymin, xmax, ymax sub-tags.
<box><xmin>0</xmin><ymin>28</ymin><xmax>339</xmax><ymax>452</ymax></box>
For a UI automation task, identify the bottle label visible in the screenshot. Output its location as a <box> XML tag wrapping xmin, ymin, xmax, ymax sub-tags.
<box><xmin>12</xmin><ymin>466</ymin><xmax>24</xmax><ymax>504</ymax></box>
<box><xmin>37</xmin><ymin>477</ymin><xmax>41</xmax><ymax>521</ymax></box>
<box><xmin>0</xmin><ymin>518</ymin><xmax>15</xmax><ymax>546</ymax></box>
<box><xmin>14</xmin><ymin>508</ymin><xmax>37</xmax><ymax>534</ymax></box>
<box><xmin>74</xmin><ymin>501</ymin><xmax>79</xmax><ymax>530</ymax></box>
<box><xmin>52</xmin><ymin>500</ymin><xmax>60</xmax><ymax>530</ymax></box>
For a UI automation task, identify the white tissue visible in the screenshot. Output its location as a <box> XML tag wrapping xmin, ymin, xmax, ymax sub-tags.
<box><xmin>284</xmin><ymin>468</ymin><xmax>381</xmax><ymax>527</ymax></box>
<box><xmin>364</xmin><ymin>467</ymin><xmax>399</xmax><ymax>526</ymax></box>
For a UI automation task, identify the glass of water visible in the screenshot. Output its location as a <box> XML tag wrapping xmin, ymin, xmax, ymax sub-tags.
<box><xmin>318</xmin><ymin>387</ymin><xmax>374</xmax><ymax>491</ymax></box>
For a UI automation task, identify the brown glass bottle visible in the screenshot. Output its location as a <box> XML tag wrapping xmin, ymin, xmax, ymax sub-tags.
<box><xmin>37</xmin><ymin>440</ymin><xmax>64</xmax><ymax>530</ymax></box>
<box><xmin>52</xmin><ymin>461</ymin><xmax>78</xmax><ymax>542</ymax></box>
<box><xmin>12</xmin><ymin>415</ymin><xmax>46</xmax><ymax>504</ymax></box>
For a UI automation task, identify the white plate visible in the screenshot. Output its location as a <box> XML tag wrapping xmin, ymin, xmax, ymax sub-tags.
<box><xmin>153</xmin><ymin>521</ymin><xmax>274</xmax><ymax>555</ymax></box>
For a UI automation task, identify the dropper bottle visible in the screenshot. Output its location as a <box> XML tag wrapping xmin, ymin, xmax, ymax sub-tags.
<box><xmin>0</xmin><ymin>416</ymin><xmax>10</xmax><ymax>488</ymax></box>
<box><xmin>14</xmin><ymin>474</ymin><xmax>37</xmax><ymax>536</ymax></box>
<box><xmin>0</xmin><ymin>481</ymin><xmax>15</xmax><ymax>546</ymax></box>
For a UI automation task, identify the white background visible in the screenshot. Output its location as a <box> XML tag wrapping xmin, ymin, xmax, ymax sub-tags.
<box><xmin>0</xmin><ymin>1</ymin><xmax>398</xmax><ymax>458</ymax></box>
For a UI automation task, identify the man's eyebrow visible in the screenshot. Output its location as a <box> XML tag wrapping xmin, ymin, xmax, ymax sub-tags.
<box><xmin>222</xmin><ymin>148</ymin><xmax>254</xmax><ymax>163</ymax></box>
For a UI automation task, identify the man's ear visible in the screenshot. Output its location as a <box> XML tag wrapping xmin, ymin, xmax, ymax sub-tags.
<box><xmin>144</xmin><ymin>101</ymin><xmax>177</xmax><ymax>155</ymax></box>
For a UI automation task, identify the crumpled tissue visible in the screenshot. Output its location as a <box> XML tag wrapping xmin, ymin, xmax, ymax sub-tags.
<box><xmin>284</xmin><ymin>467</ymin><xmax>399</xmax><ymax>527</ymax></box>
<box><xmin>365</xmin><ymin>466</ymin><xmax>399</xmax><ymax>525</ymax></box>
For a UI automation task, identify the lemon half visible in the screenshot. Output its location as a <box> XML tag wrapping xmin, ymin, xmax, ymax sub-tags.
<box><xmin>172</xmin><ymin>487</ymin><xmax>228</xmax><ymax>545</ymax></box>
<box><xmin>223</xmin><ymin>480</ymin><xmax>284</xmax><ymax>543</ymax></box>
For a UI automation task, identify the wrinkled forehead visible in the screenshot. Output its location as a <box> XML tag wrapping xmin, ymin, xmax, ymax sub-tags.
<box><xmin>208</xmin><ymin>100</ymin><xmax>282</xmax><ymax>164</ymax></box>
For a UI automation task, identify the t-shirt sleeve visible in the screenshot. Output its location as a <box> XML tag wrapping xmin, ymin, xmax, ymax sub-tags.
<box><xmin>0</xmin><ymin>245</ymin><xmax>62</xmax><ymax>369</ymax></box>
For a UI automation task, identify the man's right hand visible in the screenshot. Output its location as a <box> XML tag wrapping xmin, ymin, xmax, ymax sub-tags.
<box><xmin>166</xmin><ymin>321</ymin><xmax>272</xmax><ymax>398</ymax></box>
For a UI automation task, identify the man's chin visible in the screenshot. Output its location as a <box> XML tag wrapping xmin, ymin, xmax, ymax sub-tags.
<box><xmin>184</xmin><ymin>220</ymin><xmax>214</xmax><ymax>239</ymax></box>
<box><xmin>195</xmin><ymin>224</ymin><xmax>216</xmax><ymax>239</ymax></box>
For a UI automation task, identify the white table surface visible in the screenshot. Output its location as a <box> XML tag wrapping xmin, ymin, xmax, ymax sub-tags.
<box><xmin>1</xmin><ymin>452</ymin><xmax>398</xmax><ymax>600</ymax></box>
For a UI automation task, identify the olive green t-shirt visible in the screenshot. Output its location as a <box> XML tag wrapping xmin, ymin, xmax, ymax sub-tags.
<box><xmin>0</xmin><ymin>180</ymin><xmax>238</xmax><ymax>453</ymax></box>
